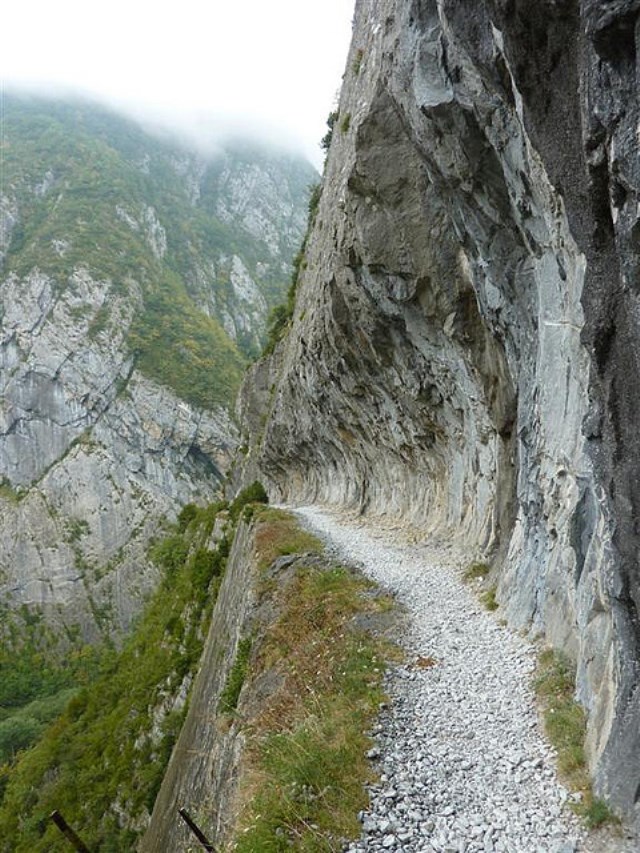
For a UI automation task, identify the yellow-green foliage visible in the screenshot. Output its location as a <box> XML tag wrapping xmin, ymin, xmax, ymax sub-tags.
<box><xmin>535</xmin><ymin>649</ymin><xmax>616</xmax><ymax>828</ymax></box>
<box><xmin>2</xmin><ymin>96</ymin><xmax>316</xmax><ymax>408</ymax></box>
<box><xmin>253</xmin><ymin>508</ymin><xmax>323</xmax><ymax>570</ymax></box>
<box><xmin>219</xmin><ymin>637</ymin><xmax>253</xmax><ymax>715</ymax></box>
<box><xmin>0</xmin><ymin>503</ymin><xmax>231</xmax><ymax>851</ymax></box>
<box><xmin>230</xmin><ymin>517</ymin><xmax>398</xmax><ymax>851</ymax></box>
<box><xmin>128</xmin><ymin>271</ymin><xmax>246</xmax><ymax>410</ymax></box>
<box><xmin>481</xmin><ymin>586</ymin><xmax>499</xmax><ymax>611</ymax></box>
<box><xmin>463</xmin><ymin>562</ymin><xmax>490</xmax><ymax>582</ymax></box>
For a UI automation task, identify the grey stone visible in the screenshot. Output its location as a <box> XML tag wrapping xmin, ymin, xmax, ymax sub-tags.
<box><xmin>238</xmin><ymin>0</ymin><xmax>640</xmax><ymax>833</ymax></box>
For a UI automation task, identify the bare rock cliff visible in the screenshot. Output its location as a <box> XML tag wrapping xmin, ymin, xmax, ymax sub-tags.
<box><xmin>0</xmin><ymin>267</ymin><xmax>235</xmax><ymax>638</ymax></box>
<box><xmin>239</xmin><ymin>0</ymin><xmax>640</xmax><ymax>826</ymax></box>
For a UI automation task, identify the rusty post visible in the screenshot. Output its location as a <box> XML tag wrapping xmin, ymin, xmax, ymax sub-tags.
<box><xmin>178</xmin><ymin>807</ymin><xmax>216</xmax><ymax>852</ymax></box>
<box><xmin>49</xmin><ymin>811</ymin><xmax>91</xmax><ymax>852</ymax></box>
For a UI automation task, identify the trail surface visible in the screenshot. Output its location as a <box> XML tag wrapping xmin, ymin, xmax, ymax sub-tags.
<box><xmin>294</xmin><ymin>506</ymin><xmax>632</xmax><ymax>853</ymax></box>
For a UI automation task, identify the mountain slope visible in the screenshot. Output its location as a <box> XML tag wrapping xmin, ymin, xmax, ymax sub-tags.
<box><xmin>238</xmin><ymin>0</ymin><xmax>640</xmax><ymax>830</ymax></box>
<box><xmin>0</xmin><ymin>93</ymin><xmax>316</xmax><ymax>640</ymax></box>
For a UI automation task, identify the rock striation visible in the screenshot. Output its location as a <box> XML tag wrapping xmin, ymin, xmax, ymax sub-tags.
<box><xmin>239</xmin><ymin>0</ymin><xmax>640</xmax><ymax>828</ymax></box>
<box><xmin>0</xmin><ymin>267</ymin><xmax>236</xmax><ymax>638</ymax></box>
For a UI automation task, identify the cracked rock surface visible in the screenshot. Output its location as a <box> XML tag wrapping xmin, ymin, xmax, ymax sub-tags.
<box><xmin>0</xmin><ymin>268</ymin><xmax>236</xmax><ymax>638</ymax></box>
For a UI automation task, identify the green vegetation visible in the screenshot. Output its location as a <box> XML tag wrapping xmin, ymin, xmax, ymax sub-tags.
<box><xmin>320</xmin><ymin>110</ymin><xmax>339</xmax><ymax>154</ymax></box>
<box><xmin>352</xmin><ymin>49</ymin><xmax>365</xmax><ymax>75</ymax></box>
<box><xmin>340</xmin><ymin>113</ymin><xmax>352</xmax><ymax>134</ymax></box>
<box><xmin>463</xmin><ymin>561</ymin><xmax>490</xmax><ymax>582</ymax></box>
<box><xmin>535</xmin><ymin>649</ymin><xmax>617</xmax><ymax>829</ymax></box>
<box><xmin>230</xmin><ymin>516</ymin><xmax>399</xmax><ymax>851</ymax></box>
<box><xmin>481</xmin><ymin>586</ymin><xmax>499</xmax><ymax>611</ymax></box>
<box><xmin>0</xmin><ymin>608</ymin><xmax>105</xmax><ymax>769</ymax></box>
<box><xmin>128</xmin><ymin>270</ymin><xmax>245</xmax><ymax>409</ymax></box>
<box><xmin>63</xmin><ymin>518</ymin><xmax>90</xmax><ymax>543</ymax></box>
<box><xmin>0</xmin><ymin>480</ymin><xmax>24</xmax><ymax>504</ymax></box>
<box><xmin>0</xmin><ymin>690</ymin><xmax>77</xmax><ymax>764</ymax></box>
<box><xmin>2</xmin><ymin>94</ymin><xmax>317</xmax><ymax>408</ymax></box>
<box><xmin>307</xmin><ymin>182</ymin><xmax>322</xmax><ymax>223</ymax></box>
<box><xmin>262</xmin><ymin>179</ymin><xmax>323</xmax><ymax>356</ymax></box>
<box><xmin>229</xmin><ymin>480</ymin><xmax>269</xmax><ymax>522</ymax></box>
<box><xmin>219</xmin><ymin>637</ymin><xmax>253</xmax><ymax>715</ymax></box>
<box><xmin>0</xmin><ymin>501</ymin><xmax>239</xmax><ymax>851</ymax></box>
<box><xmin>253</xmin><ymin>507</ymin><xmax>323</xmax><ymax>570</ymax></box>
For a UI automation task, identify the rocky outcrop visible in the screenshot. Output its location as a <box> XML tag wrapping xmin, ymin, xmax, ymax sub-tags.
<box><xmin>139</xmin><ymin>518</ymin><xmax>257</xmax><ymax>853</ymax></box>
<box><xmin>0</xmin><ymin>268</ymin><xmax>236</xmax><ymax>638</ymax></box>
<box><xmin>239</xmin><ymin>0</ymin><xmax>640</xmax><ymax>828</ymax></box>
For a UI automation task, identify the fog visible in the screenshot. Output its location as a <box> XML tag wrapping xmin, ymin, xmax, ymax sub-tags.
<box><xmin>1</xmin><ymin>0</ymin><xmax>355</xmax><ymax>169</ymax></box>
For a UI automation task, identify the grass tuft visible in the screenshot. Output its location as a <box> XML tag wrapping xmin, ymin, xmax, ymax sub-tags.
<box><xmin>254</xmin><ymin>508</ymin><xmax>323</xmax><ymax>570</ymax></box>
<box><xmin>535</xmin><ymin>648</ymin><xmax>618</xmax><ymax>829</ymax></box>
<box><xmin>229</xmin><ymin>525</ymin><xmax>398</xmax><ymax>851</ymax></box>
<box><xmin>480</xmin><ymin>586</ymin><xmax>499</xmax><ymax>611</ymax></box>
<box><xmin>219</xmin><ymin>637</ymin><xmax>253</xmax><ymax>715</ymax></box>
<box><xmin>463</xmin><ymin>562</ymin><xmax>490</xmax><ymax>582</ymax></box>
<box><xmin>352</xmin><ymin>49</ymin><xmax>365</xmax><ymax>75</ymax></box>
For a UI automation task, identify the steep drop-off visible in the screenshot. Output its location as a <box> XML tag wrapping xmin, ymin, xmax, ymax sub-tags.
<box><xmin>239</xmin><ymin>0</ymin><xmax>640</xmax><ymax>827</ymax></box>
<box><xmin>0</xmin><ymin>94</ymin><xmax>316</xmax><ymax>638</ymax></box>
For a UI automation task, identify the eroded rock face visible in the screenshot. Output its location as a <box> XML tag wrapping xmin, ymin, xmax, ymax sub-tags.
<box><xmin>0</xmin><ymin>268</ymin><xmax>236</xmax><ymax>639</ymax></box>
<box><xmin>239</xmin><ymin>0</ymin><xmax>640</xmax><ymax>826</ymax></box>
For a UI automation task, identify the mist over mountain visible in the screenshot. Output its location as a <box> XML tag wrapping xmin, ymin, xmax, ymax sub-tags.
<box><xmin>0</xmin><ymin>91</ymin><xmax>317</xmax><ymax>639</ymax></box>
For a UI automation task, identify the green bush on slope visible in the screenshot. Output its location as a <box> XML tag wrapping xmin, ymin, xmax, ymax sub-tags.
<box><xmin>0</xmin><ymin>502</ymin><xmax>235</xmax><ymax>852</ymax></box>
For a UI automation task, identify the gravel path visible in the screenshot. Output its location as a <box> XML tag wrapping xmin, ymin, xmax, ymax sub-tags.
<box><xmin>293</xmin><ymin>506</ymin><xmax>601</xmax><ymax>853</ymax></box>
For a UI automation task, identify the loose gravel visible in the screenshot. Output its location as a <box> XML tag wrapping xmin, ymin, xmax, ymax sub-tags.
<box><xmin>293</xmin><ymin>506</ymin><xmax>609</xmax><ymax>853</ymax></box>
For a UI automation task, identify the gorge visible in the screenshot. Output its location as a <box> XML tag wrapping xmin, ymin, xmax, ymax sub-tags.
<box><xmin>1</xmin><ymin>0</ymin><xmax>640</xmax><ymax>848</ymax></box>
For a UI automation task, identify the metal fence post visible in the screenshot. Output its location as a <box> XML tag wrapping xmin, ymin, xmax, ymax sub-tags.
<box><xmin>178</xmin><ymin>807</ymin><xmax>216</xmax><ymax>852</ymax></box>
<box><xmin>49</xmin><ymin>811</ymin><xmax>91</xmax><ymax>852</ymax></box>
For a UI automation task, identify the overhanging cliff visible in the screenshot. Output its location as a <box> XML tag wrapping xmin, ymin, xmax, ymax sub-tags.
<box><xmin>239</xmin><ymin>0</ymin><xmax>640</xmax><ymax>827</ymax></box>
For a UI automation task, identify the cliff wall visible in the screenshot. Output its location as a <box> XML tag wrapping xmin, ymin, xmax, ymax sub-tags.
<box><xmin>0</xmin><ymin>96</ymin><xmax>315</xmax><ymax>639</ymax></box>
<box><xmin>239</xmin><ymin>0</ymin><xmax>640</xmax><ymax>826</ymax></box>
<box><xmin>140</xmin><ymin>519</ymin><xmax>257</xmax><ymax>852</ymax></box>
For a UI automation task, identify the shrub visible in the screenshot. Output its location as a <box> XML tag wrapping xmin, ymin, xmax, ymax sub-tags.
<box><xmin>177</xmin><ymin>503</ymin><xmax>198</xmax><ymax>532</ymax></box>
<box><xmin>320</xmin><ymin>110</ymin><xmax>339</xmax><ymax>153</ymax></box>
<box><xmin>463</xmin><ymin>562</ymin><xmax>490</xmax><ymax>582</ymax></box>
<box><xmin>0</xmin><ymin>718</ymin><xmax>43</xmax><ymax>762</ymax></box>
<box><xmin>150</xmin><ymin>534</ymin><xmax>189</xmax><ymax>576</ymax></box>
<box><xmin>230</xmin><ymin>481</ymin><xmax>269</xmax><ymax>521</ymax></box>
<box><xmin>219</xmin><ymin>637</ymin><xmax>252</xmax><ymax>715</ymax></box>
<box><xmin>481</xmin><ymin>586</ymin><xmax>498</xmax><ymax>611</ymax></box>
<box><xmin>308</xmin><ymin>182</ymin><xmax>322</xmax><ymax>222</ymax></box>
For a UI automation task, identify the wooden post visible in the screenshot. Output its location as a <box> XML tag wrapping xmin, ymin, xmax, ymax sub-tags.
<box><xmin>178</xmin><ymin>807</ymin><xmax>216</xmax><ymax>852</ymax></box>
<box><xmin>50</xmin><ymin>811</ymin><xmax>91</xmax><ymax>852</ymax></box>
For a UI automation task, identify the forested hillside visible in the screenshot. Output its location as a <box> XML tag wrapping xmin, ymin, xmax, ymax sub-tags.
<box><xmin>2</xmin><ymin>95</ymin><xmax>316</xmax><ymax>395</ymax></box>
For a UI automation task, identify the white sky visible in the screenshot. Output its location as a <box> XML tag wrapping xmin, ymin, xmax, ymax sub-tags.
<box><xmin>1</xmin><ymin>0</ymin><xmax>355</xmax><ymax>168</ymax></box>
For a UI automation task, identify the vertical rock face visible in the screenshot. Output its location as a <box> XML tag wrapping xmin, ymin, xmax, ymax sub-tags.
<box><xmin>239</xmin><ymin>0</ymin><xmax>640</xmax><ymax>826</ymax></box>
<box><xmin>0</xmin><ymin>266</ymin><xmax>236</xmax><ymax>638</ymax></box>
